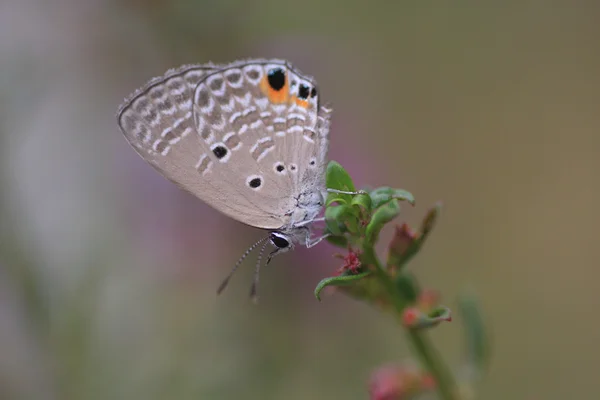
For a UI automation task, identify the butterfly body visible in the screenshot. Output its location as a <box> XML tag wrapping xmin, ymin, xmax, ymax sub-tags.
<box><xmin>117</xmin><ymin>59</ymin><xmax>332</xmax><ymax>259</ymax></box>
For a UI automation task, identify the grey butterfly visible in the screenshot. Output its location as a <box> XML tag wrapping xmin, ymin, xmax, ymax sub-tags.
<box><xmin>117</xmin><ymin>59</ymin><xmax>352</xmax><ymax>299</ymax></box>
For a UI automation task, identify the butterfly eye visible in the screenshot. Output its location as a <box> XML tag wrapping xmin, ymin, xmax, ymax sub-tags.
<box><xmin>267</xmin><ymin>68</ymin><xmax>286</xmax><ymax>91</ymax></box>
<box><xmin>298</xmin><ymin>84</ymin><xmax>310</xmax><ymax>100</ymax></box>
<box><xmin>310</xmin><ymin>87</ymin><xmax>317</xmax><ymax>98</ymax></box>
<box><xmin>269</xmin><ymin>233</ymin><xmax>290</xmax><ymax>249</ymax></box>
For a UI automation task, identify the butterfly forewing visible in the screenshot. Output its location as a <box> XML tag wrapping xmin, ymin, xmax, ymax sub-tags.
<box><xmin>117</xmin><ymin>59</ymin><xmax>330</xmax><ymax>230</ymax></box>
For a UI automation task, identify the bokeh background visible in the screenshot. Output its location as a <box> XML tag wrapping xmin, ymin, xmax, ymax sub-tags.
<box><xmin>1</xmin><ymin>1</ymin><xmax>599</xmax><ymax>399</ymax></box>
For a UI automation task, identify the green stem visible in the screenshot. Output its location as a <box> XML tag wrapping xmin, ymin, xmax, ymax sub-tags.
<box><xmin>363</xmin><ymin>245</ymin><xmax>460</xmax><ymax>400</ymax></box>
<box><xmin>407</xmin><ymin>332</ymin><xmax>459</xmax><ymax>400</ymax></box>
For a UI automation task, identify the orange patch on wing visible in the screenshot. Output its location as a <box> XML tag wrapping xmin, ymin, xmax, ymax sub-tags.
<box><xmin>260</xmin><ymin>74</ymin><xmax>289</xmax><ymax>104</ymax></box>
<box><xmin>292</xmin><ymin>96</ymin><xmax>310</xmax><ymax>109</ymax></box>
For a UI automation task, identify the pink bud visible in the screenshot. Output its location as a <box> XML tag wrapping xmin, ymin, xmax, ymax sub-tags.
<box><xmin>402</xmin><ymin>308</ymin><xmax>420</xmax><ymax>328</ymax></box>
<box><xmin>388</xmin><ymin>223</ymin><xmax>416</xmax><ymax>258</ymax></box>
<box><xmin>369</xmin><ymin>363</ymin><xmax>433</xmax><ymax>400</ymax></box>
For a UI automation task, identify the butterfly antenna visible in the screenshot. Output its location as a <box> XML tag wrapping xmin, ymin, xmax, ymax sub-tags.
<box><xmin>249</xmin><ymin>239</ymin><xmax>270</xmax><ymax>304</ymax></box>
<box><xmin>217</xmin><ymin>236</ymin><xmax>268</xmax><ymax>295</ymax></box>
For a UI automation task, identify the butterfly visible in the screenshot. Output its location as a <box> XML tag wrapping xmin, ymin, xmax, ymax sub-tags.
<box><xmin>117</xmin><ymin>59</ymin><xmax>354</xmax><ymax>300</ymax></box>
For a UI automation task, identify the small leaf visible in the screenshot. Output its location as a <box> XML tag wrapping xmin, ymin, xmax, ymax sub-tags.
<box><xmin>326</xmin><ymin>161</ymin><xmax>356</xmax><ymax>191</ymax></box>
<box><xmin>325</xmin><ymin>204</ymin><xmax>352</xmax><ymax>235</ymax></box>
<box><xmin>428</xmin><ymin>306</ymin><xmax>452</xmax><ymax>320</ymax></box>
<box><xmin>325</xmin><ymin>234</ymin><xmax>348</xmax><ymax>248</ymax></box>
<box><xmin>332</xmin><ymin>272</ymin><xmax>396</xmax><ymax>308</ymax></box>
<box><xmin>351</xmin><ymin>192</ymin><xmax>372</xmax><ymax>212</ymax></box>
<box><xmin>420</xmin><ymin>202</ymin><xmax>442</xmax><ymax>238</ymax></box>
<box><xmin>370</xmin><ymin>187</ymin><xmax>415</xmax><ymax>210</ymax></box>
<box><xmin>314</xmin><ymin>271</ymin><xmax>372</xmax><ymax>301</ymax></box>
<box><xmin>325</xmin><ymin>161</ymin><xmax>356</xmax><ymax>205</ymax></box>
<box><xmin>345</xmin><ymin>215</ymin><xmax>360</xmax><ymax>234</ymax></box>
<box><xmin>326</xmin><ymin>195</ymin><xmax>347</xmax><ymax>207</ymax></box>
<box><xmin>368</xmin><ymin>187</ymin><xmax>393</xmax><ymax>209</ymax></box>
<box><xmin>393</xmin><ymin>189</ymin><xmax>416</xmax><ymax>205</ymax></box>
<box><xmin>402</xmin><ymin>306</ymin><xmax>452</xmax><ymax>329</ymax></box>
<box><xmin>459</xmin><ymin>295</ymin><xmax>489</xmax><ymax>379</ymax></box>
<box><xmin>365</xmin><ymin>199</ymin><xmax>400</xmax><ymax>244</ymax></box>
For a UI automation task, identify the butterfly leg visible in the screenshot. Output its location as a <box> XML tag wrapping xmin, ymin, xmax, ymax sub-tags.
<box><xmin>327</xmin><ymin>188</ymin><xmax>368</xmax><ymax>196</ymax></box>
<box><xmin>304</xmin><ymin>232</ymin><xmax>331</xmax><ymax>248</ymax></box>
<box><xmin>295</xmin><ymin>217</ymin><xmax>326</xmax><ymax>228</ymax></box>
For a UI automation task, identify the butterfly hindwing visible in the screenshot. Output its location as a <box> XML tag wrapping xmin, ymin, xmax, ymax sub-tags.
<box><xmin>118</xmin><ymin>59</ymin><xmax>330</xmax><ymax>230</ymax></box>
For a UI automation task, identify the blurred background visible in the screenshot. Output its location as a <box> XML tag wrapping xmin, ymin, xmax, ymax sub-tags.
<box><xmin>1</xmin><ymin>1</ymin><xmax>599</xmax><ymax>399</ymax></box>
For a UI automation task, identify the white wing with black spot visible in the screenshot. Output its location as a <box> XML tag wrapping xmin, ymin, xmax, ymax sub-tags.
<box><xmin>117</xmin><ymin>59</ymin><xmax>330</xmax><ymax>230</ymax></box>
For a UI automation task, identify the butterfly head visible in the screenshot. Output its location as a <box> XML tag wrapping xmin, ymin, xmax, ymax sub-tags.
<box><xmin>266</xmin><ymin>231</ymin><xmax>294</xmax><ymax>263</ymax></box>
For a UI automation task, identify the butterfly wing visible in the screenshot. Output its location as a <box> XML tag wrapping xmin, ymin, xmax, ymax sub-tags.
<box><xmin>258</xmin><ymin>62</ymin><xmax>331</xmax><ymax>207</ymax></box>
<box><xmin>117</xmin><ymin>59</ymin><xmax>328</xmax><ymax>230</ymax></box>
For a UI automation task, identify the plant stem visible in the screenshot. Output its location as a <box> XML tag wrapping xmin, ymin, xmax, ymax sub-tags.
<box><xmin>362</xmin><ymin>245</ymin><xmax>460</xmax><ymax>400</ymax></box>
<box><xmin>407</xmin><ymin>332</ymin><xmax>459</xmax><ymax>400</ymax></box>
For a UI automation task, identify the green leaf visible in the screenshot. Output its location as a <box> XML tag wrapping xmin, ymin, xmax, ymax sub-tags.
<box><xmin>459</xmin><ymin>295</ymin><xmax>489</xmax><ymax>379</ymax></box>
<box><xmin>325</xmin><ymin>234</ymin><xmax>348</xmax><ymax>248</ymax></box>
<box><xmin>429</xmin><ymin>306</ymin><xmax>452</xmax><ymax>320</ymax></box>
<box><xmin>326</xmin><ymin>161</ymin><xmax>356</xmax><ymax>191</ymax></box>
<box><xmin>365</xmin><ymin>199</ymin><xmax>400</xmax><ymax>244</ymax></box>
<box><xmin>314</xmin><ymin>271</ymin><xmax>372</xmax><ymax>301</ymax></box>
<box><xmin>395</xmin><ymin>273</ymin><xmax>420</xmax><ymax>303</ymax></box>
<box><xmin>404</xmin><ymin>306</ymin><xmax>452</xmax><ymax>329</ymax></box>
<box><xmin>326</xmin><ymin>195</ymin><xmax>347</xmax><ymax>207</ymax></box>
<box><xmin>325</xmin><ymin>161</ymin><xmax>356</xmax><ymax>205</ymax></box>
<box><xmin>325</xmin><ymin>204</ymin><xmax>352</xmax><ymax>236</ymax></box>
<box><xmin>369</xmin><ymin>187</ymin><xmax>415</xmax><ymax>210</ymax></box>
<box><xmin>345</xmin><ymin>215</ymin><xmax>360</xmax><ymax>234</ymax></box>
<box><xmin>351</xmin><ymin>192</ymin><xmax>372</xmax><ymax>211</ymax></box>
